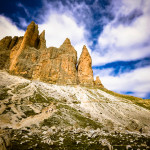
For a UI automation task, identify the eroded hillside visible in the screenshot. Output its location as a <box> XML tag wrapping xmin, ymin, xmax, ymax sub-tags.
<box><xmin>0</xmin><ymin>71</ymin><xmax>150</xmax><ymax>149</ymax></box>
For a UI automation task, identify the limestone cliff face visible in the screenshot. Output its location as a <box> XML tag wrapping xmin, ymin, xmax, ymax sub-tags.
<box><xmin>0</xmin><ymin>21</ymin><xmax>103</xmax><ymax>86</ymax></box>
<box><xmin>0</xmin><ymin>36</ymin><xmax>20</xmax><ymax>69</ymax></box>
<box><xmin>78</xmin><ymin>45</ymin><xmax>94</xmax><ymax>85</ymax></box>
<box><xmin>33</xmin><ymin>38</ymin><xmax>77</xmax><ymax>84</ymax></box>
<box><xmin>9</xmin><ymin>21</ymin><xmax>41</xmax><ymax>77</ymax></box>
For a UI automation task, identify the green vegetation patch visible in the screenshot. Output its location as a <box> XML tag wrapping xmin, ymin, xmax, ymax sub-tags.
<box><xmin>0</xmin><ymin>86</ymin><xmax>11</xmax><ymax>100</ymax></box>
<box><xmin>11</xmin><ymin>129</ymin><xmax>150</xmax><ymax>150</ymax></box>
<box><xmin>11</xmin><ymin>131</ymin><xmax>50</xmax><ymax>150</ymax></box>
<box><xmin>29</xmin><ymin>92</ymin><xmax>57</xmax><ymax>104</ymax></box>
<box><xmin>28</xmin><ymin>87</ymin><xmax>58</xmax><ymax>104</ymax></box>
<box><xmin>20</xmin><ymin>106</ymin><xmax>37</xmax><ymax>117</ymax></box>
<box><xmin>41</xmin><ymin>104</ymin><xmax>103</xmax><ymax>129</ymax></box>
<box><xmin>24</xmin><ymin>109</ymin><xmax>37</xmax><ymax>117</ymax></box>
<box><xmin>12</xmin><ymin>83</ymin><xmax>29</xmax><ymax>94</ymax></box>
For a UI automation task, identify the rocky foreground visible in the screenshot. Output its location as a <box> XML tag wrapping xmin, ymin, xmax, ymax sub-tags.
<box><xmin>0</xmin><ymin>71</ymin><xmax>150</xmax><ymax>149</ymax></box>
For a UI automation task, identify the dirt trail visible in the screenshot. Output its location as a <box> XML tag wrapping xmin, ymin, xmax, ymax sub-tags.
<box><xmin>15</xmin><ymin>103</ymin><xmax>56</xmax><ymax>129</ymax></box>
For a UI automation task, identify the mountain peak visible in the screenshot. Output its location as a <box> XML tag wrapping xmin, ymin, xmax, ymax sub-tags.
<box><xmin>80</xmin><ymin>45</ymin><xmax>91</xmax><ymax>58</ymax></box>
<box><xmin>62</xmin><ymin>38</ymin><xmax>71</xmax><ymax>45</ymax></box>
<box><xmin>78</xmin><ymin>45</ymin><xmax>94</xmax><ymax>85</ymax></box>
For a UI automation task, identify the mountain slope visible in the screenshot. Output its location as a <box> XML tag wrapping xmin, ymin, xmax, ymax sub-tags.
<box><xmin>0</xmin><ymin>70</ymin><xmax>150</xmax><ymax>149</ymax></box>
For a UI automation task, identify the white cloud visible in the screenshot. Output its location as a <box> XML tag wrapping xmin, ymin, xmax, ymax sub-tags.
<box><xmin>94</xmin><ymin>66</ymin><xmax>150</xmax><ymax>98</ymax></box>
<box><xmin>0</xmin><ymin>15</ymin><xmax>24</xmax><ymax>39</ymax></box>
<box><xmin>120</xmin><ymin>0</ymin><xmax>142</xmax><ymax>15</ymax></box>
<box><xmin>38</xmin><ymin>11</ymin><xmax>90</xmax><ymax>58</ymax></box>
<box><xmin>93</xmin><ymin>68</ymin><xmax>113</xmax><ymax>79</ymax></box>
<box><xmin>92</xmin><ymin>0</ymin><xmax>150</xmax><ymax>66</ymax></box>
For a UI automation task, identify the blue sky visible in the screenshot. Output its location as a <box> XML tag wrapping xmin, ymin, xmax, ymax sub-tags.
<box><xmin>0</xmin><ymin>0</ymin><xmax>150</xmax><ymax>99</ymax></box>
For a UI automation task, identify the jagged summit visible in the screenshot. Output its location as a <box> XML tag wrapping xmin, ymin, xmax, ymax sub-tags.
<box><xmin>62</xmin><ymin>37</ymin><xmax>71</xmax><ymax>45</ymax></box>
<box><xmin>0</xmin><ymin>21</ymin><xmax>103</xmax><ymax>87</ymax></box>
<box><xmin>82</xmin><ymin>45</ymin><xmax>90</xmax><ymax>56</ymax></box>
<box><xmin>59</xmin><ymin>37</ymin><xmax>77</xmax><ymax>55</ymax></box>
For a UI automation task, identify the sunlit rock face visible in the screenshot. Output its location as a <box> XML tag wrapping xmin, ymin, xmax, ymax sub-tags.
<box><xmin>77</xmin><ymin>45</ymin><xmax>94</xmax><ymax>86</ymax></box>
<box><xmin>32</xmin><ymin>38</ymin><xmax>77</xmax><ymax>84</ymax></box>
<box><xmin>9</xmin><ymin>21</ymin><xmax>40</xmax><ymax>78</ymax></box>
<box><xmin>94</xmin><ymin>76</ymin><xmax>104</xmax><ymax>87</ymax></box>
<box><xmin>0</xmin><ymin>21</ymin><xmax>103</xmax><ymax>86</ymax></box>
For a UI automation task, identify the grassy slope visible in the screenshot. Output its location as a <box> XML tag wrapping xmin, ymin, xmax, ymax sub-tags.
<box><xmin>97</xmin><ymin>87</ymin><xmax>150</xmax><ymax>110</ymax></box>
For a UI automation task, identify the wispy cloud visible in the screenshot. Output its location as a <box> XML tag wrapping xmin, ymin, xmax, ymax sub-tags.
<box><xmin>93</xmin><ymin>57</ymin><xmax>150</xmax><ymax>76</ymax></box>
<box><xmin>94</xmin><ymin>66</ymin><xmax>150</xmax><ymax>98</ymax></box>
<box><xmin>92</xmin><ymin>0</ymin><xmax>150</xmax><ymax>65</ymax></box>
<box><xmin>38</xmin><ymin>13</ymin><xmax>90</xmax><ymax>58</ymax></box>
<box><xmin>37</xmin><ymin>0</ymin><xmax>93</xmax><ymax>58</ymax></box>
<box><xmin>0</xmin><ymin>15</ymin><xmax>24</xmax><ymax>39</ymax></box>
<box><xmin>16</xmin><ymin>2</ymin><xmax>30</xmax><ymax>17</ymax></box>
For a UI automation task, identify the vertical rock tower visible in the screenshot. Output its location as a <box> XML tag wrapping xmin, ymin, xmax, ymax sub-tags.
<box><xmin>78</xmin><ymin>45</ymin><xmax>94</xmax><ymax>85</ymax></box>
<box><xmin>9</xmin><ymin>21</ymin><xmax>45</xmax><ymax>78</ymax></box>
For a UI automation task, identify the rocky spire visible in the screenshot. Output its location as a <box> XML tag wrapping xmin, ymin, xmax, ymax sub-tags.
<box><xmin>78</xmin><ymin>45</ymin><xmax>94</xmax><ymax>85</ymax></box>
<box><xmin>20</xmin><ymin>21</ymin><xmax>39</xmax><ymax>49</ymax></box>
<box><xmin>61</xmin><ymin>38</ymin><xmax>71</xmax><ymax>45</ymax></box>
<box><xmin>94</xmin><ymin>76</ymin><xmax>104</xmax><ymax>87</ymax></box>
<box><xmin>59</xmin><ymin>38</ymin><xmax>77</xmax><ymax>54</ymax></box>
<box><xmin>9</xmin><ymin>21</ymin><xmax>39</xmax><ymax>73</ymax></box>
<box><xmin>38</xmin><ymin>30</ymin><xmax>46</xmax><ymax>49</ymax></box>
<box><xmin>57</xmin><ymin>38</ymin><xmax>77</xmax><ymax>84</ymax></box>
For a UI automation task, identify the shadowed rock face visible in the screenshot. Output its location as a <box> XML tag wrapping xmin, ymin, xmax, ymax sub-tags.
<box><xmin>78</xmin><ymin>45</ymin><xmax>94</xmax><ymax>85</ymax></box>
<box><xmin>0</xmin><ymin>36</ymin><xmax>12</xmax><ymax>50</ymax></box>
<box><xmin>0</xmin><ymin>36</ymin><xmax>21</xmax><ymax>70</ymax></box>
<box><xmin>38</xmin><ymin>30</ymin><xmax>46</xmax><ymax>49</ymax></box>
<box><xmin>0</xmin><ymin>21</ymin><xmax>103</xmax><ymax>86</ymax></box>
